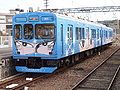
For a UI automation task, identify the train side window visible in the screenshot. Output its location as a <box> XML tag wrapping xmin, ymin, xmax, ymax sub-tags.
<box><xmin>80</xmin><ymin>28</ymin><xmax>82</xmax><ymax>39</ymax></box>
<box><xmin>111</xmin><ymin>31</ymin><xmax>113</xmax><ymax>37</ymax></box>
<box><xmin>91</xmin><ymin>29</ymin><xmax>96</xmax><ymax>38</ymax></box>
<box><xmin>76</xmin><ymin>27</ymin><xmax>79</xmax><ymax>40</ymax></box>
<box><xmin>67</xmin><ymin>27</ymin><xmax>69</xmax><ymax>38</ymax></box>
<box><xmin>70</xmin><ymin>25</ymin><xmax>73</xmax><ymax>40</ymax></box>
<box><xmin>100</xmin><ymin>30</ymin><xmax>102</xmax><ymax>38</ymax></box>
<box><xmin>86</xmin><ymin>27</ymin><xmax>89</xmax><ymax>39</ymax></box>
<box><xmin>100</xmin><ymin>30</ymin><xmax>103</xmax><ymax>38</ymax></box>
<box><xmin>67</xmin><ymin>25</ymin><xmax>73</xmax><ymax>40</ymax></box>
<box><xmin>82</xmin><ymin>28</ymin><xmax>85</xmax><ymax>39</ymax></box>
<box><xmin>80</xmin><ymin>28</ymin><xmax>85</xmax><ymax>39</ymax></box>
<box><xmin>97</xmin><ymin>29</ymin><xmax>99</xmax><ymax>39</ymax></box>
<box><xmin>106</xmin><ymin>31</ymin><xmax>108</xmax><ymax>38</ymax></box>
<box><xmin>24</xmin><ymin>24</ymin><xmax>33</xmax><ymax>39</ymax></box>
<box><xmin>104</xmin><ymin>30</ymin><xmax>105</xmax><ymax>37</ymax></box>
<box><xmin>109</xmin><ymin>31</ymin><xmax>112</xmax><ymax>37</ymax></box>
<box><xmin>14</xmin><ymin>24</ymin><xmax>22</xmax><ymax>39</ymax></box>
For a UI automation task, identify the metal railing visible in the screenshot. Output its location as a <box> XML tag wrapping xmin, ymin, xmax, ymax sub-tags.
<box><xmin>0</xmin><ymin>36</ymin><xmax>12</xmax><ymax>48</ymax></box>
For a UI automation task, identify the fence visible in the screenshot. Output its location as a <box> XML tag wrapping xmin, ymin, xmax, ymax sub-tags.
<box><xmin>0</xmin><ymin>36</ymin><xmax>12</xmax><ymax>48</ymax></box>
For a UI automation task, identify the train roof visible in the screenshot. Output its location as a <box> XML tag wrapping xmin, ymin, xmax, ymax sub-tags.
<box><xmin>13</xmin><ymin>12</ymin><xmax>112</xmax><ymax>30</ymax></box>
<box><xmin>55</xmin><ymin>13</ymin><xmax>112</xmax><ymax>29</ymax></box>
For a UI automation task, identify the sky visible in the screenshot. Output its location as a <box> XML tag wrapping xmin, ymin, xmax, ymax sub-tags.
<box><xmin>0</xmin><ymin>0</ymin><xmax>120</xmax><ymax>21</ymax></box>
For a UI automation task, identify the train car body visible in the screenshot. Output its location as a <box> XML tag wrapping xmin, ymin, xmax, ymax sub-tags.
<box><xmin>12</xmin><ymin>12</ymin><xmax>113</xmax><ymax>73</ymax></box>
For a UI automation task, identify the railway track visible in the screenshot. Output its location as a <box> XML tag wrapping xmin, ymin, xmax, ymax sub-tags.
<box><xmin>0</xmin><ymin>73</ymin><xmax>26</xmax><ymax>89</ymax></box>
<box><xmin>0</xmin><ymin>52</ymin><xmax>12</xmax><ymax>60</ymax></box>
<box><xmin>0</xmin><ymin>73</ymin><xmax>45</xmax><ymax>90</ymax></box>
<box><xmin>71</xmin><ymin>48</ymin><xmax>120</xmax><ymax>90</ymax></box>
<box><xmin>0</xmin><ymin>48</ymin><xmax>12</xmax><ymax>57</ymax></box>
<box><xmin>0</xmin><ymin>64</ymin><xmax>70</xmax><ymax>90</ymax></box>
<box><xmin>110</xmin><ymin>65</ymin><xmax>120</xmax><ymax>90</ymax></box>
<box><xmin>0</xmin><ymin>46</ymin><xmax>119</xmax><ymax>90</ymax></box>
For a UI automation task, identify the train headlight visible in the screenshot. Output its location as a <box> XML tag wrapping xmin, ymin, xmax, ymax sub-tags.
<box><xmin>42</xmin><ymin>42</ymin><xmax>47</xmax><ymax>46</ymax></box>
<box><xmin>22</xmin><ymin>42</ymin><xmax>27</xmax><ymax>46</ymax></box>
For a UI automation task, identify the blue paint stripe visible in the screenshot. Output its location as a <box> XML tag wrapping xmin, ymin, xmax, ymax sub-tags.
<box><xmin>16</xmin><ymin>66</ymin><xmax>57</xmax><ymax>73</ymax></box>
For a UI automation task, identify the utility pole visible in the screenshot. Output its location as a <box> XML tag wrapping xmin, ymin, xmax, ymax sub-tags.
<box><xmin>44</xmin><ymin>0</ymin><xmax>49</xmax><ymax>10</ymax></box>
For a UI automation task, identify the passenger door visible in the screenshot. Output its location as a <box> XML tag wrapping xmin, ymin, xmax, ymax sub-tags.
<box><xmin>66</xmin><ymin>25</ymin><xmax>73</xmax><ymax>55</ymax></box>
<box><xmin>61</xmin><ymin>24</ymin><xmax>64</xmax><ymax>55</ymax></box>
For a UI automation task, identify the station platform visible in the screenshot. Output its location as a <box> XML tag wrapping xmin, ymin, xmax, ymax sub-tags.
<box><xmin>0</xmin><ymin>47</ymin><xmax>12</xmax><ymax>57</ymax></box>
<box><xmin>0</xmin><ymin>47</ymin><xmax>16</xmax><ymax>80</ymax></box>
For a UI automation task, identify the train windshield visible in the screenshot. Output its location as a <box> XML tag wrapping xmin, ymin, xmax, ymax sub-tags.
<box><xmin>24</xmin><ymin>24</ymin><xmax>33</xmax><ymax>39</ymax></box>
<box><xmin>35</xmin><ymin>24</ymin><xmax>54</xmax><ymax>39</ymax></box>
<box><xmin>14</xmin><ymin>24</ymin><xmax>22</xmax><ymax>39</ymax></box>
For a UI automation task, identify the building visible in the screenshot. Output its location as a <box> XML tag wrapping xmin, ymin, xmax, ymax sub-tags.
<box><xmin>98</xmin><ymin>19</ymin><xmax>120</xmax><ymax>34</ymax></box>
<box><xmin>0</xmin><ymin>8</ymin><xmax>24</xmax><ymax>48</ymax></box>
<box><xmin>0</xmin><ymin>13</ymin><xmax>15</xmax><ymax>36</ymax></box>
<box><xmin>0</xmin><ymin>13</ymin><xmax>15</xmax><ymax>48</ymax></box>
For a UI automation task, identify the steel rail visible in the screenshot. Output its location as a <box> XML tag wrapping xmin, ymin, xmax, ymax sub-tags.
<box><xmin>107</xmin><ymin>65</ymin><xmax>120</xmax><ymax>90</ymax></box>
<box><xmin>12</xmin><ymin>62</ymin><xmax>73</xmax><ymax>90</ymax></box>
<box><xmin>0</xmin><ymin>73</ymin><xmax>24</xmax><ymax>89</ymax></box>
<box><xmin>12</xmin><ymin>74</ymin><xmax>46</xmax><ymax>90</ymax></box>
<box><xmin>71</xmin><ymin>48</ymin><xmax>120</xmax><ymax>90</ymax></box>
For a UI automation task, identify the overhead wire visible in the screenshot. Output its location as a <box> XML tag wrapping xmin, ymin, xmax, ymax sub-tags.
<box><xmin>110</xmin><ymin>0</ymin><xmax>117</xmax><ymax>19</ymax></box>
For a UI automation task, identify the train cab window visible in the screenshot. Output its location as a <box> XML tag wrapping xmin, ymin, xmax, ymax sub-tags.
<box><xmin>24</xmin><ymin>24</ymin><xmax>33</xmax><ymax>39</ymax></box>
<box><xmin>14</xmin><ymin>25</ymin><xmax>22</xmax><ymax>39</ymax></box>
<box><xmin>35</xmin><ymin>24</ymin><xmax>54</xmax><ymax>39</ymax></box>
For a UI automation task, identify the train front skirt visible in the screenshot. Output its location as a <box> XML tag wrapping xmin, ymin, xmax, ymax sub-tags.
<box><xmin>16</xmin><ymin>66</ymin><xmax>57</xmax><ymax>73</ymax></box>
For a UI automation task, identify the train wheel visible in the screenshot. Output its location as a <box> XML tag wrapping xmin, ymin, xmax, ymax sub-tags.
<box><xmin>60</xmin><ymin>59</ymin><xmax>64</xmax><ymax>67</ymax></box>
<box><xmin>65</xmin><ymin>58</ymin><xmax>70</xmax><ymax>66</ymax></box>
<box><xmin>90</xmin><ymin>50</ymin><xmax>92</xmax><ymax>55</ymax></box>
<box><xmin>57</xmin><ymin>61</ymin><xmax>61</xmax><ymax>68</ymax></box>
<box><xmin>75</xmin><ymin>54</ymin><xmax>79</xmax><ymax>61</ymax></box>
<box><xmin>71</xmin><ymin>56</ymin><xmax>75</xmax><ymax>64</ymax></box>
<box><xmin>80</xmin><ymin>52</ymin><xmax>84</xmax><ymax>59</ymax></box>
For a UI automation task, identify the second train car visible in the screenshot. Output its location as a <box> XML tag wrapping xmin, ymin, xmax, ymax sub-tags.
<box><xmin>12</xmin><ymin>12</ymin><xmax>113</xmax><ymax>73</ymax></box>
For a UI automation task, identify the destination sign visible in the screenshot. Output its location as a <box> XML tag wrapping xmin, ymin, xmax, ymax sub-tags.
<box><xmin>15</xmin><ymin>17</ymin><xmax>27</xmax><ymax>22</ymax></box>
<box><xmin>29</xmin><ymin>16</ymin><xmax>39</xmax><ymax>22</ymax></box>
<box><xmin>41</xmin><ymin>16</ymin><xmax>54</xmax><ymax>22</ymax></box>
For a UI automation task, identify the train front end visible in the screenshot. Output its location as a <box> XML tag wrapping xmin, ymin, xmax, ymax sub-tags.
<box><xmin>12</xmin><ymin>12</ymin><xmax>58</xmax><ymax>73</ymax></box>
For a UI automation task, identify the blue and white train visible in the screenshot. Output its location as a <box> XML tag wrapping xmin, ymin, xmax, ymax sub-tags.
<box><xmin>12</xmin><ymin>12</ymin><xmax>113</xmax><ymax>73</ymax></box>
